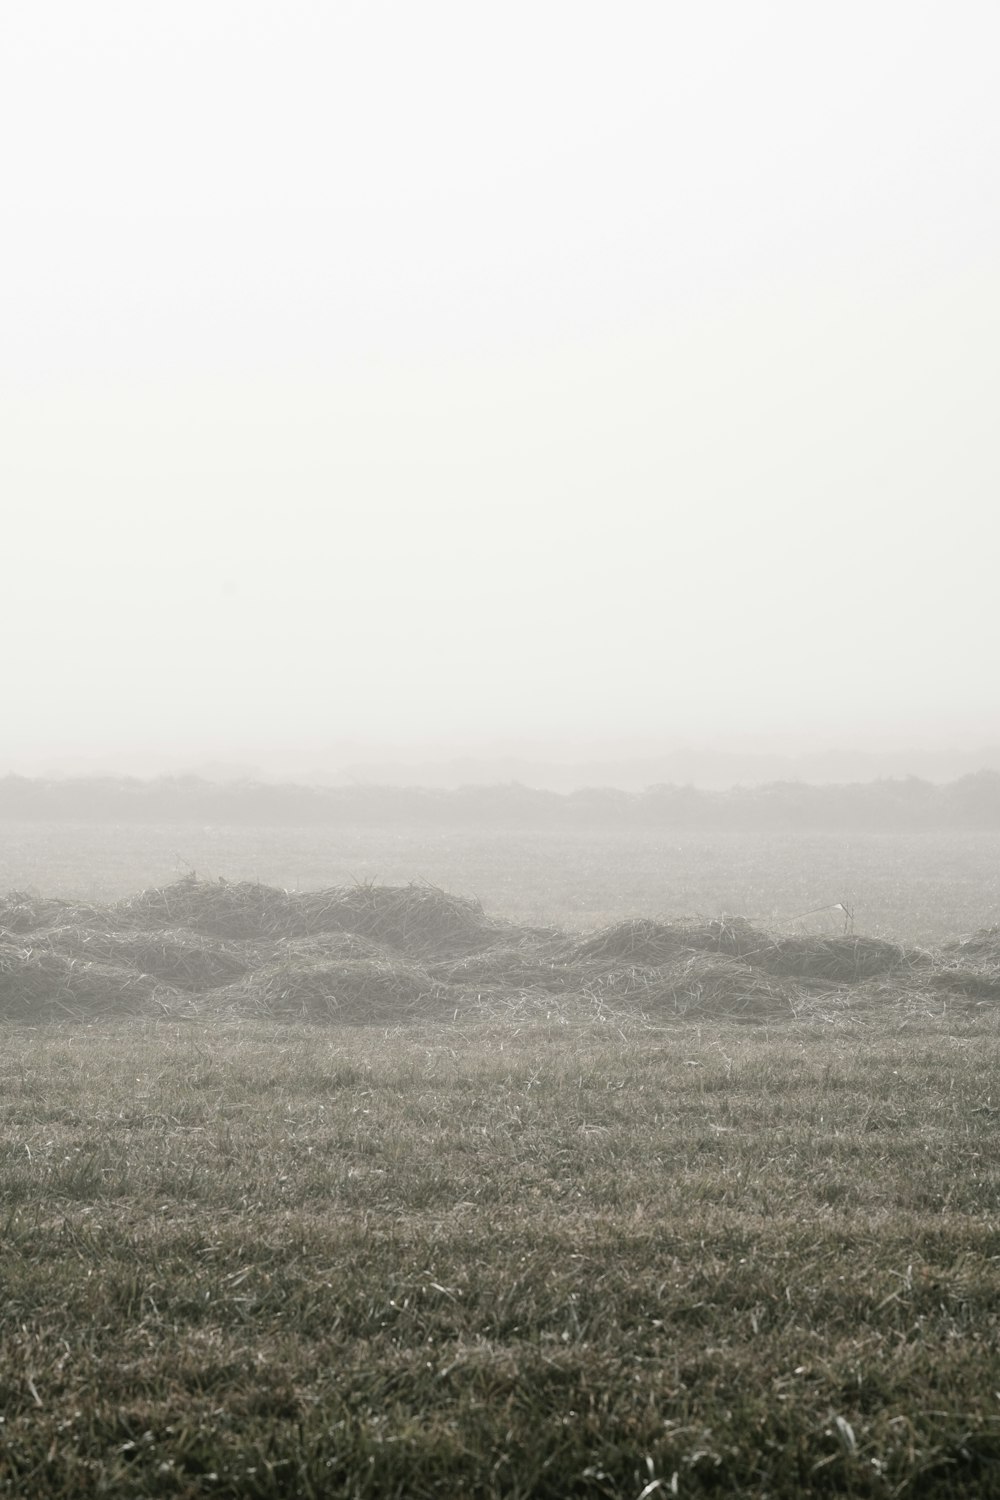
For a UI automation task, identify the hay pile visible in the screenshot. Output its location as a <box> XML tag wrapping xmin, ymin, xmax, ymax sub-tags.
<box><xmin>294</xmin><ymin>881</ymin><xmax>502</xmax><ymax>956</ymax></box>
<box><xmin>568</xmin><ymin>916</ymin><xmax>913</xmax><ymax>983</ymax></box>
<box><xmin>431</xmin><ymin>942</ymin><xmax>585</xmax><ymax>995</ymax></box>
<box><xmin>0</xmin><ymin>878</ymin><xmax>505</xmax><ymax>1024</ymax></box>
<box><xmin>932</xmin><ymin>925</ymin><xmax>1000</xmax><ymax>1000</ymax></box>
<box><xmin>25</xmin><ymin>926</ymin><xmax>250</xmax><ymax>992</ymax></box>
<box><xmin>0</xmin><ymin>941</ymin><xmax>178</xmax><ymax>1021</ymax></box>
<box><xmin>569</xmin><ymin>918</ymin><xmax>715</xmax><ymax>966</ymax></box>
<box><xmin>586</xmin><ymin>952</ymin><xmax>796</xmax><ymax>1020</ymax></box>
<box><xmin>0</xmin><ymin>892</ymin><xmax>111</xmax><ymax>934</ymax></box>
<box><xmin>112</xmin><ymin>877</ymin><xmax>501</xmax><ymax>953</ymax></box>
<box><xmin>114</xmin><ymin>878</ymin><xmax>303</xmax><ymax>941</ymax></box>
<box><xmin>756</xmin><ymin>933</ymin><xmax>916</xmax><ymax>982</ymax></box>
<box><xmin>0</xmin><ymin>876</ymin><xmax>994</xmax><ymax>1025</ymax></box>
<box><xmin>267</xmin><ymin>931</ymin><xmax>397</xmax><ymax>964</ymax></box>
<box><xmin>940</xmin><ymin>924</ymin><xmax>1000</xmax><ymax>964</ymax></box>
<box><xmin>215</xmin><ymin>955</ymin><xmax>441</xmax><ymax>1023</ymax></box>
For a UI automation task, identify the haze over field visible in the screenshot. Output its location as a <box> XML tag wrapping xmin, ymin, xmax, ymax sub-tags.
<box><xmin>3</xmin><ymin>2</ymin><xmax>998</xmax><ymax>774</ymax></box>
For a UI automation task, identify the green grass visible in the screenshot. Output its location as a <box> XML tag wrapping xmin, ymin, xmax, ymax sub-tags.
<box><xmin>2</xmin><ymin>822</ymin><xmax>999</xmax><ymax>942</ymax></box>
<box><xmin>2</xmin><ymin>837</ymin><xmax>998</xmax><ymax>1495</ymax></box>
<box><xmin>1</xmin><ymin>1012</ymin><xmax>999</xmax><ymax>1498</ymax></box>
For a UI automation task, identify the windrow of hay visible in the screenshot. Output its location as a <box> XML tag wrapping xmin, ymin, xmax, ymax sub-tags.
<box><xmin>942</xmin><ymin>923</ymin><xmax>1000</xmax><ymax>961</ymax></box>
<box><xmin>931</xmin><ymin>967</ymin><xmax>1000</xmax><ymax>1000</ymax></box>
<box><xmin>567</xmin><ymin>916</ymin><xmax>917</xmax><ymax>983</ymax></box>
<box><xmin>111</xmin><ymin>876</ymin><xmax>506</xmax><ymax>955</ymax></box>
<box><xmin>0</xmin><ymin>942</ymin><xmax>183</xmax><ymax>1021</ymax></box>
<box><xmin>213</xmin><ymin>956</ymin><xmax>444</xmax><ymax>1024</ymax></box>
<box><xmin>265</xmin><ymin>931</ymin><xmax>398</xmax><ymax>965</ymax></box>
<box><xmin>0</xmin><ymin>875</ymin><xmax>994</xmax><ymax>1024</ymax></box>
<box><xmin>0</xmin><ymin>891</ymin><xmax>113</xmax><ymax>935</ymax></box>
<box><xmin>430</xmin><ymin>943</ymin><xmax>591</xmax><ymax>994</ymax></box>
<box><xmin>114</xmin><ymin>877</ymin><xmax>304</xmax><ymax>941</ymax></box>
<box><xmin>758</xmin><ymin>933</ymin><xmax>919</xmax><ymax>982</ymax></box>
<box><xmin>586</xmin><ymin>951</ymin><xmax>796</xmax><ymax>1021</ymax></box>
<box><xmin>21</xmin><ymin>925</ymin><xmax>251</xmax><ymax>992</ymax></box>
<box><xmin>930</xmin><ymin>925</ymin><xmax>1000</xmax><ymax>1000</ymax></box>
<box><xmin>568</xmin><ymin>917</ymin><xmax>713</xmax><ymax>966</ymax></box>
<box><xmin>294</xmin><ymin>881</ymin><xmax>504</xmax><ymax>956</ymax></box>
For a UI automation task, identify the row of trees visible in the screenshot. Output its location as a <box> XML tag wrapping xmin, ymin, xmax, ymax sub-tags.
<box><xmin>0</xmin><ymin>772</ymin><xmax>999</xmax><ymax>828</ymax></box>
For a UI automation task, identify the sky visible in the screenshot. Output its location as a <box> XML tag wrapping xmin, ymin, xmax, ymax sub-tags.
<box><xmin>3</xmin><ymin>1</ymin><xmax>999</xmax><ymax>773</ymax></box>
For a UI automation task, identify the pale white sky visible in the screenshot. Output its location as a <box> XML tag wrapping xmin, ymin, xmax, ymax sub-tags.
<box><xmin>3</xmin><ymin>1</ymin><xmax>998</xmax><ymax>770</ymax></box>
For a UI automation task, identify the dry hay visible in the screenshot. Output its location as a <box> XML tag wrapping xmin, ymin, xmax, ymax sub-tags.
<box><xmin>567</xmin><ymin>916</ymin><xmax>789</xmax><ymax>969</ymax></box>
<box><xmin>568</xmin><ymin>916</ymin><xmax>912</xmax><ymax>983</ymax></box>
<box><xmin>930</xmin><ymin>926</ymin><xmax>1000</xmax><ymax>1000</ymax></box>
<box><xmin>757</xmin><ymin>933</ymin><xmax>916</xmax><ymax>982</ymax></box>
<box><xmin>0</xmin><ymin>891</ymin><xmax>113</xmax><ymax>935</ymax></box>
<box><xmin>942</xmin><ymin>924</ymin><xmax>1000</xmax><ymax>961</ymax></box>
<box><xmin>294</xmin><ymin>881</ymin><xmax>504</xmax><ymax>957</ymax></box>
<box><xmin>931</xmin><ymin>969</ymin><xmax>1000</xmax><ymax>1000</ymax></box>
<box><xmin>0</xmin><ymin>941</ymin><xmax>182</xmax><ymax>1021</ymax></box>
<box><xmin>114</xmin><ymin>877</ymin><xmax>303</xmax><ymax>942</ymax></box>
<box><xmin>111</xmin><ymin>878</ymin><xmax>505</xmax><ymax>958</ymax></box>
<box><xmin>586</xmin><ymin>951</ymin><xmax>796</xmax><ymax>1021</ymax></box>
<box><xmin>568</xmin><ymin>918</ymin><xmax>712</xmax><ymax>966</ymax></box>
<box><xmin>436</xmin><ymin>936</ymin><xmax>795</xmax><ymax>1022</ymax></box>
<box><xmin>0</xmin><ymin>874</ymin><xmax>993</xmax><ymax>1026</ymax></box>
<box><xmin>216</xmin><ymin>956</ymin><xmax>442</xmax><ymax>1024</ymax></box>
<box><xmin>690</xmin><ymin>919</ymin><xmax>915</xmax><ymax>982</ymax></box>
<box><xmin>23</xmin><ymin>925</ymin><xmax>251</xmax><ymax>993</ymax></box>
<box><xmin>430</xmin><ymin>943</ymin><xmax>588</xmax><ymax>994</ymax></box>
<box><xmin>265</xmin><ymin>932</ymin><xmax>397</xmax><ymax>965</ymax></box>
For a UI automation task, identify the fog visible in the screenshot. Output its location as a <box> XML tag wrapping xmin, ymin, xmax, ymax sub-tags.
<box><xmin>3</xmin><ymin>2</ymin><xmax>998</xmax><ymax>776</ymax></box>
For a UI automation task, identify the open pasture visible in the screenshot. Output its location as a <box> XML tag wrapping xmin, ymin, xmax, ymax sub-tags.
<box><xmin>1</xmin><ymin>822</ymin><xmax>999</xmax><ymax>943</ymax></box>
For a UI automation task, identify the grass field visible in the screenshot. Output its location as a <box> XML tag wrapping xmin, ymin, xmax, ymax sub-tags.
<box><xmin>2</xmin><ymin>1014</ymin><xmax>998</xmax><ymax>1498</ymax></box>
<box><xmin>1</xmin><ymin>822</ymin><xmax>999</xmax><ymax>942</ymax></box>
<box><xmin>1</xmin><ymin>828</ymin><xmax>998</xmax><ymax>1496</ymax></box>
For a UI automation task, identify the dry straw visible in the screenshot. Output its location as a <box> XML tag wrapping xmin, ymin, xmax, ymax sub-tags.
<box><xmin>0</xmin><ymin>876</ymin><xmax>992</xmax><ymax>1025</ymax></box>
<box><xmin>931</xmin><ymin>924</ymin><xmax>1000</xmax><ymax>999</ymax></box>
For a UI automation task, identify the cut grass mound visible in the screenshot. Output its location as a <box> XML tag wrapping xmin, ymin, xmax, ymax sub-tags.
<box><xmin>267</xmin><ymin>931</ymin><xmax>398</xmax><ymax>964</ymax></box>
<box><xmin>216</xmin><ymin>955</ymin><xmax>442</xmax><ymax>1023</ymax></box>
<box><xmin>112</xmin><ymin>877</ymin><xmax>507</xmax><ymax>957</ymax></box>
<box><xmin>430</xmin><ymin>943</ymin><xmax>588</xmax><ymax>994</ymax></box>
<box><xmin>760</xmin><ymin>932</ymin><xmax>917</xmax><ymax>982</ymax></box>
<box><xmin>21</xmin><ymin>925</ymin><xmax>251</xmax><ymax>992</ymax></box>
<box><xmin>438</xmin><ymin>943</ymin><xmax>795</xmax><ymax>1020</ymax></box>
<box><xmin>569</xmin><ymin>917</ymin><xmax>715</xmax><ymax>965</ymax></box>
<box><xmin>932</xmin><ymin>925</ymin><xmax>1000</xmax><ymax>999</ymax></box>
<box><xmin>569</xmin><ymin>916</ymin><xmax>915</xmax><ymax>983</ymax></box>
<box><xmin>943</xmin><ymin>923</ymin><xmax>1000</xmax><ymax>960</ymax></box>
<box><xmin>0</xmin><ymin>891</ymin><xmax>112</xmax><ymax>934</ymax></box>
<box><xmin>115</xmin><ymin>877</ymin><xmax>303</xmax><ymax>942</ymax></box>
<box><xmin>0</xmin><ymin>942</ymin><xmax>181</xmax><ymax>1021</ymax></box>
<box><xmin>295</xmin><ymin>881</ymin><xmax>505</xmax><ymax>957</ymax></box>
<box><xmin>589</xmin><ymin>951</ymin><xmax>796</xmax><ymax>1020</ymax></box>
<box><xmin>932</xmin><ymin>968</ymin><xmax>1000</xmax><ymax>1000</ymax></box>
<box><xmin>0</xmin><ymin>875</ymin><xmax>993</xmax><ymax>1024</ymax></box>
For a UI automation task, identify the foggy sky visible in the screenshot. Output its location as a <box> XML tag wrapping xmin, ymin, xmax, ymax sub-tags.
<box><xmin>3</xmin><ymin>2</ymin><xmax>998</xmax><ymax>773</ymax></box>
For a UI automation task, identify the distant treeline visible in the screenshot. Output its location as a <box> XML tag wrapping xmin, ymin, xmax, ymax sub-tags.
<box><xmin>1</xmin><ymin>772</ymin><xmax>999</xmax><ymax>829</ymax></box>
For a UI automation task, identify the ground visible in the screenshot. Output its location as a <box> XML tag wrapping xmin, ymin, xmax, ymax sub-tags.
<box><xmin>0</xmin><ymin>827</ymin><xmax>997</xmax><ymax>1497</ymax></box>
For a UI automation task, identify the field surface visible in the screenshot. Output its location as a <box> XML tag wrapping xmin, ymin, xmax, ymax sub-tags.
<box><xmin>1</xmin><ymin>834</ymin><xmax>999</xmax><ymax>1497</ymax></box>
<box><xmin>2</xmin><ymin>822</ymin><xmax>999</xmax><ymax>942</ymax></box>
<box><xmin>2</xmin><ymin>1011</ymin><xmax>999</xmax><ymax>1498</ymax></box>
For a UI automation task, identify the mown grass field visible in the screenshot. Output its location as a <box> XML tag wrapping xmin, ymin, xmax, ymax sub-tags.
<box><xmin>2</xmin><ymin>1014</ymin><xmax>999</xmax><ymax>1498</ymax></box>
<box><xmin>2</xmin><ymin>822</ymin><xmax>999</xmax><ymax>942</ymax></box>
<box><xmin>1</xmin><ymin>828</ymin><xmax>998</xmax><ymax>1497</ymax></box>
